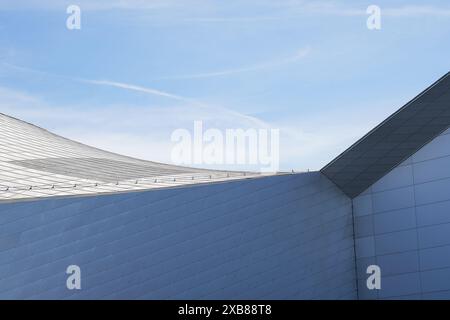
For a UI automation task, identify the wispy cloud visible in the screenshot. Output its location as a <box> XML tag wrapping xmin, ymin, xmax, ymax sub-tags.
<box><xmin>159</xmin><ymin>47</ymin><xmax>311</xmax><ymax>80</ymax></box>
<box><xmin>0</xmin><ymin>0</ymin><xmax>174</xmax><ymax>11</ymax></box>
<box><xmin>2</xmin><ymin>62</ymin><xmax>272</xmax><ymax>129</ymax></box>
<box><xmin>82</xmin><ymin>79</ymin><xmax>190</xmax><ymax>102</ymax></box>
<box><xmin>383</xmin><ymin>5</ymin><xmax>450</xmax><ymax>17</ymax></box>
<box><xmin>256</xmin><ymin>1</ymin><xmax>450</xmax><ymax>18</ymax></box>
<box><xmin>2</xmin><ymin>62</ymin><xmax>189</xmax><ymax>102</ymax></box>
<box><xmin>81</xmin><ymin>79</ymin><xmax>270</xmax><ymax>128</ymax></box>
<box><xmin>1</xmin><ymin>0</ymin><xmax>449</xmax><ymax>21</ymax></box>
<box><xmin>4</xmin><ymin>59</ymin><xmax>281</xmax><ymax>129</ymax></box>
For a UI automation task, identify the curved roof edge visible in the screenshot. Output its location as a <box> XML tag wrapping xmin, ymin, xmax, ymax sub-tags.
<box><xmin>321</xmin><ymin>71</ymin><xmax>450</xmax><ymax>198</ymax></box>
<box><xmin>0</xmin><ymin>112</ymin><xmax>272</xmax><ymax>201</ymax></box>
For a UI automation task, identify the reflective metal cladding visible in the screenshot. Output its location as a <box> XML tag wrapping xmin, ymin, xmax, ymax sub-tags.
<box><xmin>322</xmin><ymin>72</ymin><xmax>450</xmax><ymax>198</ymax></box>
<box><xmin>0</xmin><ymin>114</ymin><xmax>262</xmax><ymax>201</ymax></box>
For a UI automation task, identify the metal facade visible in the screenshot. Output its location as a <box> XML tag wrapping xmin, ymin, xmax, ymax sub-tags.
<box><xmin>322</xmin><ymin>72</ymin><xmax>450</xmax><ymax>198</ymax></box>
<box><xmin>0</xmin><ymin>173</ymin><xmax>355</xmax><ymax>299</ymax></box>
<box><xmin>354</xmin><ymin>128</ymin><xmax>450</xmax><ymax>299</ymax></box>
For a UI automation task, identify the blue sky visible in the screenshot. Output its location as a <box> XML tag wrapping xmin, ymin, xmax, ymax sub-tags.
<box><xmin>0</xmin><ymin>0</ymin><xmax>449</xmax><ymax>171</ymax></box>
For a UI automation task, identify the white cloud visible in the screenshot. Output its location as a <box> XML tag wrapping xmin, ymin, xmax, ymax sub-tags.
<box><xmin>159</xmin><ymin>47</ymin><xmax>311</xmax><ymax>80</ymax></box>
<box><xmin>255</xmin><ymin>1</ymin><xmax>450</xmax><ymax>18</ymax></box>
<box><xmin>82</xmin><ymin>78</ymin><xmax>270</xmax><ymax>129</ymax></box>
<box><xmin>0</xmin><ymin>0</ymin><xmax>174</xmax><ymax>11</ymax></box>
<box><xmin>0</xmin><ymin>0</ymin><xmax>448</xmax><ymax>21</ymax></box>
<box><xmin>384</xmin><ymin>5</ymin><xmax>450</xmax><ymax>17</ymax></box>
<box><xmin>2</xmin><ymin>62</ymin><xmax>272</xmax><ymax>129</ymax></box>
<box><xmin>83</xmin><ymin>79</ymin><xmax>190</xmax><ymax>102</ymax></box>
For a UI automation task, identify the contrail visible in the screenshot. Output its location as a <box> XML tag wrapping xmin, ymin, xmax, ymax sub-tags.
<box><xmin>83</xmin><ymin>79</ymin><xmax>190</xmax><ymax>102</ymax></box>
<box><xmin>158</xmin><ymin>47</ymin><xmax>311</xmax><ymax>80</ymax></box>
<box><xmin>2</xmin><ymin>62</ymin><xmax>271</xmax><ymax>128</ymax></box>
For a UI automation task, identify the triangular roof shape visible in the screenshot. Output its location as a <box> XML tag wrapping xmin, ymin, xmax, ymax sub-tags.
<box><xmin>321</xmin><ymin>71</ymin><xmax>450</xmax><ymax>198</ymax></box>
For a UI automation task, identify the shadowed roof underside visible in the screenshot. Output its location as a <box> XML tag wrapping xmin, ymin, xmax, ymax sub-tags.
<box><xmin>0</xmin><ymin>114</ymin><xmax>262</xmax><ymax>201</ymax></box>
<box><xmin>322</xmin><ymin>72</ymin><xmax>450</xmax><ymax>198</ymax></box>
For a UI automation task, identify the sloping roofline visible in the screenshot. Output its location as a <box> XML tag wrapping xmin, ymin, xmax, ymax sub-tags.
<box><xmin>321</xmin><ymin>71</ymin><xmax>450</xmax><ymax>198</ymax></box>
<box><xmin>0</xmin><ymin>112</ymin><xmax>265</xmax><ymax>202</ymax></box>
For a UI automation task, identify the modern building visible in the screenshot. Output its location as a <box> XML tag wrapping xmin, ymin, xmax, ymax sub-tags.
<box><xmin>0</xmin><ymin>72</ymin><xmax>449</xmax><ymax>299</ymax></box>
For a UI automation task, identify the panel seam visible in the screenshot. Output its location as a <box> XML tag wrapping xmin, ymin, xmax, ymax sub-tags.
<box><xmin>350</xmin><ymin>199</ymin><xmax>360</xmax><ymax>300</ymax></box>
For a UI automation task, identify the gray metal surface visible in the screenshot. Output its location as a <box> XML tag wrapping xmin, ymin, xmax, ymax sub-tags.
<box><xmin>321</xmin><ymin>72</ymin><xmax>450</xmax><ymax>198</ymax></box>
<box><xmin>353</xmin><ymin>128</ymin><xmax>450</xmax><ymax>299</ymax></box>
<box><xmin>10</xmin><ymin>157</ymin><xmax>199</xmax><ymax>183</ymax></box>
<box><xmin>0</xmin><ymin>113</ymin><xmax>262</xmax><ymax>201</ymax></box>
<box><xmin>0</xmin><ymin>173</ymin><xmax>356</xmax><ymax>299</ymax></box>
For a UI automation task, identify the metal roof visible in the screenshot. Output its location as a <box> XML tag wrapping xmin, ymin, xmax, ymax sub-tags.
<box><xmin>0</xmin><ymin>113</ymin><xmax>262</xmax><ymax>201</ymax></box>
<box><xmin>321</xmin><ymin>71</ymin><xmax>450</xmax><ymax>198</ymax></box>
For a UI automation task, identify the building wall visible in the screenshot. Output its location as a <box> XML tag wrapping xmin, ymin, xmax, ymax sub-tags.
<box><xmin>0</xmin><ymin>172</ymin><xmax>356</xmax><ymax>299</ymax></box>
<box><xmin>354</xmin><ymin>128</ymin><xmax>450</xmax><ymax>299</ymax></box>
